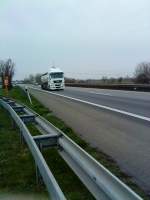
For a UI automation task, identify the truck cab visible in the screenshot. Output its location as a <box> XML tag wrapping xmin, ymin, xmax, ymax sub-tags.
<box><xmin>41</xmin><ymin>67</ymin><xmax>65</xmax><ymax>90</ymax></box>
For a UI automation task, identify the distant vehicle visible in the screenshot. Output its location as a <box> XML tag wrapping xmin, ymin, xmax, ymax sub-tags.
<box><xmin>41</xmin><ymin>67</ymin><xmax>65</xmax><ymax>90</ymax></box>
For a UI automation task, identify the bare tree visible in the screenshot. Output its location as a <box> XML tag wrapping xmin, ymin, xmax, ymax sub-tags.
<box><xmin>0</xmin><ymin>60</ymin><xmax>5</xmax><ymax>86</ymax></box>
<box><xmin>35</xmin><ymin>73</ymin><xmax>42</xmax><ymax>84</ymax></box>
<box><xmin>0</xmin><ymin>58</ymin><xmax>15</xmax><ymax>89</ymax></box>
<box><xmin>117</xmin><ymin>77</ymin><xmax>123</xmax><ymax>83</ymax></box>
<box><xmin>23</xmin><ymin>77</ymin><xmax>30</xmax><ymax>83</ymax></box>
<box><xmin>101</xmin><ymin>76</ymin><xmax>108</xmax><ymax>84</ymax></box>
<box><xmin>23</xmin><ymin>74</ymin><xmax>41</xmax><ymax>84</ymax></box>
<box><xmin>29</xmin><ymin>74</ymin><xmax>35</xmax><ymax>83</ymax></box>
<box><xmin>134</xmin><ymin>62</ymin><xmax>150</xmax><ymax>84</ymax></box>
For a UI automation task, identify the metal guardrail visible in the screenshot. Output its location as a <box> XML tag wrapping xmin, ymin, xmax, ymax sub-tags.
<box><xmin>65</xmin><ymin>83</ymin><xmax>150</xmax><ymax>92</ymax></box>
<box><xmin>0</xmin><ymin>97</ymin><xmax>143</xmax><ymax>200</ymax></box>
<box><xmin>0</xmin><ymin>98</ymin><xmax>66</xmax><ymax>200</ymax></box>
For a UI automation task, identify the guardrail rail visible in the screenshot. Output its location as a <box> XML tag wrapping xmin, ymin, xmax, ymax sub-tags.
<box><xmin>65</xmin><ymin>83</ymin><xmax>150</xmax><ymax>92</ymax></box>
<box><xmin>0</xmin><ymin>97</ymin><xmax>143</xmax><ymax>200</ymax></box>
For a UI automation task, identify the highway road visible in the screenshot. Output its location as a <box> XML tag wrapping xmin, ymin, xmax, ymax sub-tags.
<box><xmin>27</xmin><ymin>86</ymin><xmax>150</xmax><ymax>194</ymax></box>
<box><xmin>54</xmin><ymin>87</ymin><xmax>150</xmax><ymax>118</ymax></box>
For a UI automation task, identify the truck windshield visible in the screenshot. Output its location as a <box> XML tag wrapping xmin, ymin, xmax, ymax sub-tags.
<box><xmin>50</xmin><ymin>73</ymin><xmax>63</xmax><ymax>79</ymax></box>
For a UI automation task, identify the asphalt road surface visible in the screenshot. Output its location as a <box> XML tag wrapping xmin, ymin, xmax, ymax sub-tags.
<box><xmin>27</xmin><ymin>86</ymin><xmax>150</xmax><ymax>194</ymax></box>
<box><xmin>54</xmin><ymin>87</ymin><xmax>150</xmax><ymax>118</ymax></box>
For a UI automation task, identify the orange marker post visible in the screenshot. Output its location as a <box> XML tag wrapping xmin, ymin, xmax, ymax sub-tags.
<box><xmin>4</xmin><ymin>76</ymin><xmax>9</xmax><ymax>96</ymax></box>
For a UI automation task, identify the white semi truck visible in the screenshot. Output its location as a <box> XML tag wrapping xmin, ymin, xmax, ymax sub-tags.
<box><xmin>41</xmin><ymin>67</ymin><xmax>65</xmax><ymax>90</ymax></box>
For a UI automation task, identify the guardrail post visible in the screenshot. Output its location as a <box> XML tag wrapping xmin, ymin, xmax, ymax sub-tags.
<box><xmin>25</xmin><ymin>86</ymin><xmax>33</xmax><ymax>105</ymax></box>
<box><xmin>20</xmin><ymin>130</ymin><xmax>25</xmax><ymax>146</ymax></box>
<box><xmin>35</xmin><ymin>164</ymin><xmax>43</xmax><ymax>186</ymax></box>
<box><xmin>11</xmin><ymin>119</ymin><xmax>16</xmax><ymax>129</ymax></box>
<box><xmin>39</xmin><ymin>143</ymin><xmax>43</xmax><ymax>152</ymax></box>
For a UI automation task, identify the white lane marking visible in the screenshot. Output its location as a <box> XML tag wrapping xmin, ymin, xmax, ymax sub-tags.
<box><xmin>89</xmin><ymin>91</ymin><xmax>113</xmax><ymax>96</ymax></box>
<box><xmin>29</xmin><ymin>86</ymin><xmax>150</xmax><ymax>122</ymax></box>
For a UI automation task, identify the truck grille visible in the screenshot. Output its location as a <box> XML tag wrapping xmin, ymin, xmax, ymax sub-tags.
<box><xmin>54</xmin><ymin>80</ymin><xmax>62</xmax><ymax>83</ymax></box>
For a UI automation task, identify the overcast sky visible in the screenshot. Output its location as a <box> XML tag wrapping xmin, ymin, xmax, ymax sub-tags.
<box><xmin>0</xmin><ymin>0</ymin><xmax>149</xmax><ymax>79</ymax></box>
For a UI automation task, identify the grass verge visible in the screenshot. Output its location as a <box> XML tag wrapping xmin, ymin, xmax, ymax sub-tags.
<box><xmin>0</xmin><ymin>87</ymin><xmax>149</xmax><ymax>199</ymax></box>
<box><xmin>0</xmin><ymin>105</ymin><xmax>48</xmax><ymax>199</ymax></box>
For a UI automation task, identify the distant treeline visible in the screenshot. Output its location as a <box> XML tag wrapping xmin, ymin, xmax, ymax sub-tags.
<box><xmin>65</xmin><ymin>76</ymin><xmax>133</xmax><ymax>84</ymax></box>
<box><xmin>23</xmin><ymin>61</ymin><xmax>150</xmax><ymax>85</ymax></box>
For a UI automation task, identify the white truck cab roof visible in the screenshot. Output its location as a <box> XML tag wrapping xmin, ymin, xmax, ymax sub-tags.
<box><xmin>49</xmin><ymin>67</ymin><xmax>63</xmax><ymax>74</ymax></box>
